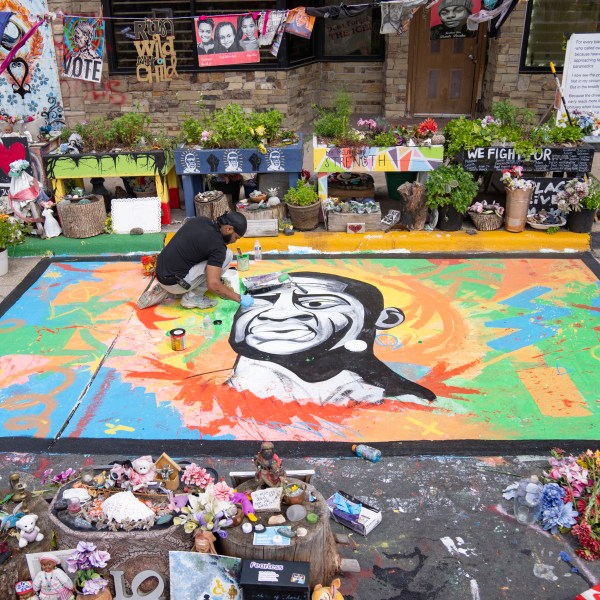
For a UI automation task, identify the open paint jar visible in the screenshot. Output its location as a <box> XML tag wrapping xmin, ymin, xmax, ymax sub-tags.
<box><xmin>237</xmin><ymin>254</ymin><xmax>250</xmax><ymax>271</ymax></box>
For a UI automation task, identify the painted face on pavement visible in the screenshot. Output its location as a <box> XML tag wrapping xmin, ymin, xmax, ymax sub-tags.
<box><xmin>232</xmin><ymin>276</ymin><xmax>365</xmax><ymax>355</ymax></box>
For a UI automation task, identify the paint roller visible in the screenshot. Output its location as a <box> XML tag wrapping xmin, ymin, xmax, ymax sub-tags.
<box><xmin>243</xmin><ymin>272</ymin><xmax>309</xmax><ymax>295</ymax></box>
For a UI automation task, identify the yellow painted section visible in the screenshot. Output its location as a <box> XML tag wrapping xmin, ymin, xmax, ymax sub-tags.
<box><xmin>164</xmin><ymin>229</ymin><xmax>590</xmax><ymax>252</ymax></box>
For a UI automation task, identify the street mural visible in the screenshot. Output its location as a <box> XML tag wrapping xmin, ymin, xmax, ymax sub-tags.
<box><xmin>0</xmin><ymin>257</ymin><xmax>598</xmax><ymax>443</ymax></box>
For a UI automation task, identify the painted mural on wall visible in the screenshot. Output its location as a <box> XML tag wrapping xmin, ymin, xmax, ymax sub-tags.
<box><xmin>0</xmin><ymin>0</ymin><xmax>63</xmax><ymax>126</ymax></box>
<box><xmin>0</xmin><ymin>257</ymin><xmax>598</xmax><ymax>443</ymax></box>
<box><xmin>62</xmin><ymin>17</ymin><xmax>104</xmax><ymax>83</ymax></box>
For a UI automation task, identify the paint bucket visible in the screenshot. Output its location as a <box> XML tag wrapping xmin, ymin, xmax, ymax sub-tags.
<box><xmin>168</xmin><ymin>328</ymin><xmax>186</xmax><ymax>351</ymax></box>
<box><xmin>237</xmin><ymin>254</ymin><xmax>250</xmax><ymax>272</ymax></box>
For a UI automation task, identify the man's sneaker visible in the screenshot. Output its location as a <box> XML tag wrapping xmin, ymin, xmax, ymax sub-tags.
<box><xmin>137</xmin><ymin>283</ymin><xmax>169</xmax><ymax>309</ymax></box>
<box><xmin>180</xmin><ymin>293</ymin><xmax>218</xmax><ymax>309</ymax></box>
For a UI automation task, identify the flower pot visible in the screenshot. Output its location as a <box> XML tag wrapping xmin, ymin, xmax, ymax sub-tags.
<box><xmin>75</xmin><ymin>587</ymin><xmax>112</xmax><ymax>600</ymax></box>
<box><xmin>0</xmin><ymin>248</ymin><xmax>8</xmax><ymax>277</ymax></box>
<box><xmin>469</xmin><ymin>212</ymin><xmax>503</xmax><ymax>231</ymax></box>
<box><xmin>567</xmin><ymin>208</ymin><xmax>596</xmax><ymax>233</ymax></box>
<box><xmin>504</xmin><ymin>188</ymin><xmax>533</xmax><ymax>233</ymax></box>
<box><xmin>437</xmin><ymin>205</ymin><xmax>464</xmax><ymax>231</ymax></box>
<box><xmin>285</xmin><ymin>201</ymin><xmax>320</xmax><ymax>231</ymax></box>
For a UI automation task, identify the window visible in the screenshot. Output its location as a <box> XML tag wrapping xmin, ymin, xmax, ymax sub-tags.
<box><xmin>103</xmin><ymin>0</ymin><xmax>383</xmax><ymax>73</ymax></box>
<box><xmin>520</xmin><ymin>0</ymin><xmax>600</xmax><ymax>72</ymax></box>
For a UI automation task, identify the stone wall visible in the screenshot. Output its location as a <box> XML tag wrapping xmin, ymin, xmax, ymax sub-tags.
<box><xmin>383</xmin><ymin>35</ymin><xmax>411</xmax><ymax>119</ymax></box>
<box><xmin>481</xmin><ymin>0</ymin><xmax>555</xmax><ymax>115</ymax></box>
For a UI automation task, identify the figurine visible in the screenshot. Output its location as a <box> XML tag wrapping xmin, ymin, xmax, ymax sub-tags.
<box><xmin>14</xmin><ymin>580</ymin><xmax>39</xmax><ymax>599</ymax></box>
<box><xmin>15</xmin><ymin>514</ymin><xmax>44</xmax><ymax>548</ymax></box>
<box><xmin>312</xmin><ymin>578</ymin><xmax>343</xmax><ymax>600</ymax></box>
<box><xmin>108</xmin><ymin>460</ymin><xmax>132</xmax><ymax>488</ymax></box>
<box><xmin>32</xmin><ymin>554</ymin><xmax>75</xmax><ymax>600</ymax></box>
<box><xmin>193</xmin><ymin>530</ymin><xmax>217</xmax><ymax>554</ymax></box>
<box><xmin>254</xmin><ymin>442</ymin><xmax>285</xmax><ymax>488</ymax></box>
<box><xmin>129</xmin><ymin>455</ymin><xmax>157</xmax><ymax>490</ymax></box>
<box><xmin>66</xmin><ymin>133</ymin><xmax>83</xmax><ymax>154</ymax></box>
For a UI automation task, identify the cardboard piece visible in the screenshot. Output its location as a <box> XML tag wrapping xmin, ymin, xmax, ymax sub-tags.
<box><xmin>251</xmin><ymin>487</ymin><xmax>283</xmax><ymax>512</ymax></box>
<box><xmin>326</xmin><ymin>490</ymin><xmax>382</xmax><ymax>536</ymax></box>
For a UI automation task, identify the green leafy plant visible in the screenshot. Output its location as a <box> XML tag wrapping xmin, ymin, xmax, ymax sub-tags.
<box><xmin>313</xmin><ymin>91</ymin><xmax>353</xmax><ymax>142</ymax></box>
<box><xmin>111</xmin><ymin>111</ymin><xmax>151</xmax><ymax>148</ymax></box>
<box><xmin>548</xmin><ymin>125</ymin><xmax>584</xmax><ymax>145</ymax></box>
<box><xmin>372</xmin><ymin>131</ymin><xmax>398</xmax><ymax>147</ymax></box>
<box><xmin>546</xmin><ymin>226</ymin><xmax>560</xmax><ymax>234</ymax></box>
<box><xmin>425</xmin><ymin>164</ymin><xmax>479</xmax><ymax>214</ymax></box>
<box><xmin>0</xmin><ymin>213</ymin><xmax>27</xmax><ymax>251</ymax></box>
<box><xmin>284</xmin><ymin>179</ymin><xmax>319</xmax><ymax>207</ymax></box>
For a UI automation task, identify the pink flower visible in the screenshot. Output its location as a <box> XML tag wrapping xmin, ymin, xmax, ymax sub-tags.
<box><xmin>181</xmin><ymin>464</ymin><xmax>214</xmax><ymax>489</ymax></box>
<box><xmin>201</xmin><ymin>130</ymin><xmax>212</xmax><ymax>142</ymax></box>
<box><xmin>213</xmin><ymin>480</ymin><xmax>234</xmax><ymax>501</ymax></box>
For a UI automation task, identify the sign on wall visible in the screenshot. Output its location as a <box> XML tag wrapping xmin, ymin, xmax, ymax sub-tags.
<box><xmin>62</xmin><ymin>17</ymin><xmax>105</xmax><ymax>83</ymax></box>
<box><xmin>133</xmin><ymin>18</ymin><xmax>178</xmax><ymax>82</ymax></box>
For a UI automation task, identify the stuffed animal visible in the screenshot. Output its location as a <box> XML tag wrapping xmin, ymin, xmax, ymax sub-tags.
<box><xmin>15</xmin><ymin>514</ymin><xmax>44</xmax><ymax>548</ymax></box>
<box><xmin>312</xmin><ymin>578</ymin><xmax>343</xmax><ymax>600</ymax></box>
<box><xmin>129</xmin><ymin>456</ymin><xmax>156</xmax><ymax>490</ymax></box>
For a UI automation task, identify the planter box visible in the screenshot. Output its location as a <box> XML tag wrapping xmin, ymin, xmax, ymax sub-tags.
<box><xmin>456</xmin><ymin>144</ymin><xmax>594</xmax><ymax>173</ymax></box>
<box><xmin>313</xmin><ymin>136</ymin><xmax>444</xmax><ymax>173</ymax></box>
<box><xmin>42</xmin><ymin>149</ymin><xmax>177</xmax><ymax>224</ymax></box>
<box><xmin>174</xmin><ymin>136</ymin><xmax>304</xmax><ymax>217</ymax></box>
<box><xmin>324</xmin><ymin>210</ymin><xmax>383</xmax><ymax>232</ymax></box>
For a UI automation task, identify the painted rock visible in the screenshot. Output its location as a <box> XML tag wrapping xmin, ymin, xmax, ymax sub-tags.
<box><xmin>296</xmin><ymin>527</ymin><xmax>307</xmax><ymax>537</ymax></box>
<box><xmin>268</xmin><ymin>514</ymin><xmax>286</xmax><ymax>526</ymax></box>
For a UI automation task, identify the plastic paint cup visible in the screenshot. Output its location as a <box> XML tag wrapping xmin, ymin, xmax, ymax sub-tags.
<box><xmin>237</xmin><ymin>254</ymin><xmax>250</xmax><ymax>272</ymax></box>
<box><xmin>168</xmin><ymin>328</ymin><xmax>186</xmax><ymax>351</ymax></box>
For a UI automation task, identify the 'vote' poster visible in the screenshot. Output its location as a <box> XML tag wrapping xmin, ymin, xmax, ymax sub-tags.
<box><xmin>62</xmin><ymin>17</ymin><xmax>105</xmax><ymax>83</ymax></box>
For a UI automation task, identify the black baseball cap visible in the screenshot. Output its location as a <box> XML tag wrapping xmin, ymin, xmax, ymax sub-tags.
<box><xmin>219</xmin><ymin>211</ymin><xmax>247</xmax><ymax>237</ymax></box>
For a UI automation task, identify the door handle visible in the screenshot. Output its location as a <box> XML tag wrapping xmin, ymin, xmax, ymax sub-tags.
<box><xmin>468</xmin><ymin>54</ymin><xmax>478</xmax><ymax>63</ymax></box>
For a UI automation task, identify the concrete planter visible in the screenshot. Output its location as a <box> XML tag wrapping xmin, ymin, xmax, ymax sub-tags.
<box><xmin>174</xmin><ymin>137</ymin><xmax>304</xmax><ymax>218</ymax></box>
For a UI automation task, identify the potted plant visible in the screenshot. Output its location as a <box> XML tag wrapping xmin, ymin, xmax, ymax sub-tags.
<box><xmin>467</xmin><ymin>200</ymin><xmax>504</xmax><ymax>231</ymax></box>
<box><xmin>174</xmin><ymin>99</ymin><xmax>303</xmax><ymax>218</ymax></box>
<box><xmin>284</xmin><ymin>178</ymin><xmax>320</xmax><ymax>231</ymax></box>
<box><xmin>312</xmin><ymin>92</ymin><xmax>444</xmax><ymax>201</ymax></box>
<box><xmin>500</xmin><ymin>166</ymin><xmax>535</xmax><ymax>233</ymax></box>
<box><xmin>66</xmin><ymin>541</ymin><xmax>112</xmax><ymax>599</ymax></box>
<box><xmin>0</xmin><ymin>213</ymin><xmax>28</xmax><ymax>276</ymax></box>
<box><xmin>556</xmin><ymin>177</ymin><xmax>600</xmax><ymax>233</ymax></box>
<box><xmin>43</xmin><ymin>109</ymin><xmax>177</xmax><ymax>224</ymax></box>
<box><xmin>425</xmin><ymin>164</ymin><xmax>479</xmax><ymax>231</ymax></box>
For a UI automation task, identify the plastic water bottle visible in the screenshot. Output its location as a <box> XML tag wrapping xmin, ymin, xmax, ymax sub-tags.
<box><xmin>254</xmin><ymin>240</ymin><xmax>262</xmax><ymax>261</ymax></box>
<box><xmin>203</xmin><ymin>315</ymin><xmax>214</xmax><ymax>338</ymax></box>
<box><xmin>352</xmin><ymin>444</ymin><xmax>382</xmax><ymax>463</ymax></box>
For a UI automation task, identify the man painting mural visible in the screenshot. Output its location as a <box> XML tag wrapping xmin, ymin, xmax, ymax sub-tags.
<box><xmin>227</xmin><ymin>272</ymin><xmax>436</xmax><ymax>405</ymax></box>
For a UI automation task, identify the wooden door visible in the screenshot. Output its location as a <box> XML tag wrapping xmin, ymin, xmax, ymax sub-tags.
<box><xmin>407</xmin><ymin>8</ymin><xmax>486</xmax><ymax>116</ymax></box>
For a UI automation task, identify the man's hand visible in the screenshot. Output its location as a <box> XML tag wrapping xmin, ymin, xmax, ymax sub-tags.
<box><xmin>240</xmin><ymin>294</ymin><xmax>254</xmax><ymax>308</ymax></box>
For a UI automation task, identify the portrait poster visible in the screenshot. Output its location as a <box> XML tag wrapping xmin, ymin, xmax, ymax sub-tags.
<box><xmin>430</xmin><ymin>0</ymin><xmax>481</xmax><ymax>40</ymax></box>
<box><xmin>285</xmin><ymin>7</ymin><xmax>315</xmax><ymax>39</ymax></box>
<box><xmin>380</xmin><ymin>1</ymin><xmax>420</xmax><ymax>36</ymax></box>
<box><xmin>62</xmin><ymin>17</ymin><xmax>105</xmax><ymax>83</ymax></box>
<box><xmin>258</xmin><ymin>10</ymin><xmax>287</xmax><ymax>46</ymax></box>
<box><xmin>169</xmin><ymin>551</ymin><xmax>242</xmax><ymax>600</ymax></box>
<box><xmin>194</xmin><ymin>15</ymin><xmax>260</xmax><ymax>68</ymax></box>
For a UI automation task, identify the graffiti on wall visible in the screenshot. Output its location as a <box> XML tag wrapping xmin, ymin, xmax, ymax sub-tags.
<box><xmin>0</xmin><ymin>257</ymin><xmax>598</xmax><ymax>443</ymax></box>
<box><xmin>0</xmin><ymin>0</ymin><xmax>64</xmax><ymax>125</ymax></box>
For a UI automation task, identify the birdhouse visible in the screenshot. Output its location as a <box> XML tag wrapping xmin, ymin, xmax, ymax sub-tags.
<box><xmin>154</xmin><ymin>453</ymin><xmax>181</xmax><ymax>491</ymax></box>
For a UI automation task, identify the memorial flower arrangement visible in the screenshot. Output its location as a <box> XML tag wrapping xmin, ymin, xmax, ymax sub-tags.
<box><xmin>173</xmin><ymin>482</ymin><xmax>236</xmax><ymax>536</ymax></box>
<box><xmin>556</xmin><ymin>178</ymin><xmax>600</xmax><ymax>213</ymax></box>
<box><xmin>67</xmin><ymin>542</ymin><xmax>111</xmax><ymax>595</ymax></box>
<box><xmin>558</xmin><ymin>109</ymin><xmax>600</xmax><ymax>136</ymax></box>
<box><xmin>503</xmin><ymin>448</ymin><xmax>600</xmax><ymax>561</ymax></box>
<box><xmin>0</xmin><ymin>213</ymin><xmax>28</xmax><ymax>252</ymax></box>
<box><xmin>181</xmin><ymin>463</ymin><xmax>215</xmax><ymax>492</ymax></box>
<box><xmin>500</xmin><ymin>165</ymin><xmax>535</xmax><ymax>191</ymax></box>
<box><xmin>468</xmin><ymin>200</ymin><xmax>504</xmax><ymax>217</ymax></box>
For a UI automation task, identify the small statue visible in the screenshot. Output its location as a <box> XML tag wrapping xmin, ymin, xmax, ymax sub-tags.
<box><xmin>254</xmin><ymin>442</ymin><xmax>285</xmax><ymax>488</ymax></box>
<box><xmin>312</xmin><ymin>578</ymin><xmax>343</xmax><ymax>600</ymax></box>
<box><xmin>14</xmin><ymin>580</ymin><xmax>39</xmax><ymax>599</ymax></box>
<box><xmin>15</xmin><ymin>514</ymin><xmax>44</xmax><ymax>548</ymax></box>
<box><xmin>32</xmin><ymin>554</ymin><xmax>75</xmax><ymax>600</ymax></box>
<box><xmin>193</xmin><ymin>530</ymin><xmax>217</xmax><ymax>554</ymax></box>
<box><xmin>67</xmin><ymin>133</ymin><xmax>83</xmax><ymax>154</ymax></box>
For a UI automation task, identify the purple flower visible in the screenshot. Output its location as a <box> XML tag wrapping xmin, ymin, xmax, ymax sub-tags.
<box><xmin>540</xmin><ymin>482</ymin><xmax>565</xmax><ymax>510</ymax></box>
<box><xmin>82</xmin><ymin>577</ymin><xmax>109</xmax><ymax>595</ymax></box>
<box><xmin>540</xmin><ymin>501</ymin><xmax>578</xmax><ymax>535</ymax></box>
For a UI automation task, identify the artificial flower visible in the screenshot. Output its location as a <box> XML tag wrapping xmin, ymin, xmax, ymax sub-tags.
<box><xmin>181</xmin><ymin>464</ymin><xmax>214</xmax><ymax>489</ymax></box>
<box><xmin>417</xmin><ymin>118</ymin><xmax>438</xmax><ymax>137</ymax></box>
<box><xmin>500</xmin><ymin>165</ymin><xmax>535</xmax><ymax>191</ymax></box>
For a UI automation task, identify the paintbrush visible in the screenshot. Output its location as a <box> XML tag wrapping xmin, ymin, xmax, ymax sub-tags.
<box><xmin>237</xmin><ymin>247</ymin><xmax>242</xmax><ymax>258</ymax></box>
<box><xmin>278</xmin><ymin>273</ymin><xmax>308</xmax><ymax>294</ymax></box>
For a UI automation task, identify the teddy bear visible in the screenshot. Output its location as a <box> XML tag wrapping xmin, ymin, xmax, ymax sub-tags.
<box><xmin>128</xmin><ymin>456</ymin><xmax>157</xmax><ymax>491</ymax></box>
<box><xmin>312</xmin><ymin>578</ymin><xmax>343</xmax><ymax>600</ymax></box>
<box><xmin>15</xmin><ymin>514</ymin><xmax>44</xmax><ymax>548</ymax></box>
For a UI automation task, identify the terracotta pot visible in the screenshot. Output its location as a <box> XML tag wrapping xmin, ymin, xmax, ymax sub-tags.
<box><xmin>505</xmin><ymin>188</ymin><xmax>533</xmax><ymax>233</ymax></box>
<box><xmin>286</xmin><ymin>201</ymin><xmax>320</xmax><ymax>231</ymax></box>
<box><xmin>437</xmin><ymin>205</ymin><xmax>464</xmax><ymax>231</ymax></box>
<box><xmin>567</xmin><ymin>208</ymin><xmax>596</xmax><ymax>233</ymax></box>
<box><xmin>75</xmin><ymin>587</ymin><xmax>112</xmax><ymax>600</ymax></box>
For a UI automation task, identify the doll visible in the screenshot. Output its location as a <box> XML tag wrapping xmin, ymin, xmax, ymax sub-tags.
<box><xmin>15</xmin><ymin>580</ymin><xmax>39</xmax><ymax>599</ymax></box>
<box><xmin>254</xmin><ymin>442</ymin><xmax>285</xmax><ymax>488</ymax></box>
<box><xmin>32</xmin><ymin>554</ymin><xmax>75</xmax><ymax>600</ymax></box>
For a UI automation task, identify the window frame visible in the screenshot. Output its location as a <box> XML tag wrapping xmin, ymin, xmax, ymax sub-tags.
<box><xmin>102</xmin><ymin>0</ymin><xmax>384</xmax><ymax>74</ymax></box>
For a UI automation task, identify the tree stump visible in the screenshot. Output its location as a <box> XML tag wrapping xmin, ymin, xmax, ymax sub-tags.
<box><xmin>219</xmin><ymin>478</ymin><xmax>340</xmax><ymax>588</ymax></box>
<box><xmin>398</xmin><ymin>181</ymin><xmax>427</xmax><ymax>230</ymax></box>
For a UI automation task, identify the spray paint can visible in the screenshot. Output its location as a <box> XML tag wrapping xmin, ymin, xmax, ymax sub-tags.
<box><xmin>169</xmin><ymin>328</ymin><xmax>187</xmax><ymax>351</ymax></box>
<box><xmin>352</xmin><ymin>444</ymin><xmax>382</xmax><ymax>463</ymax></box>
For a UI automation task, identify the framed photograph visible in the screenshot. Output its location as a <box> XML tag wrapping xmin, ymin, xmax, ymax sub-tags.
<box><xmin>26</xmin><ymin>549</ymin><xmax>77</xmax><ymax>582</ymax></box>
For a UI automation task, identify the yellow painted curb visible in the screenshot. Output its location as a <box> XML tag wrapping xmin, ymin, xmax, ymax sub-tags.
<box><xmin>165</xmin><ymin>230</ymin><xmax>590</xmax><ymax>253</ymax></box>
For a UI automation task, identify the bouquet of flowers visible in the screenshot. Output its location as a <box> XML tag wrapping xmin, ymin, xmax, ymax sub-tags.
<box><xmin>0</xmin><ymin>213</ymin><xmax>27</xmax><ymax>252</ymax></box>
<box><xmin>66</xmin><ymin>542</ymin><xmax>111</xmax><ymax>595</ymax></box>
<box><xmin>500</xmin><ymin>165</ymin><xmax>535</xmax><ymax>191</ymax></box>
<box><xmin>556</xmin><ymin>178</ymin><xmax>600</xmax><ymax>213</ymax></box>
<box><xmin>504</xmin><ymin>448</ymin><xmax>600</xmax><ymax>561</ymax></box>
<box><xmin>468</xmin><ymin>200</ymin><xmax>504</xmax><ymax>217</ymax></box>
<box><xmin>559</xmin><ymin>109</ymin><xmax>600</xmax><ymax>136</ymax></box>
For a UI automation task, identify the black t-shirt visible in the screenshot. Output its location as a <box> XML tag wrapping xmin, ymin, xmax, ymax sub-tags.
<box><xmin>156</xmin><ymin>217</ymin><xmax>227</xmax><ymax>285</ymax></box>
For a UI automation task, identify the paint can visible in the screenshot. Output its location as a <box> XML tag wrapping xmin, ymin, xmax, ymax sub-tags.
<box><xmin>237</xmin><ymin>254</ymin><xmax>250</xmax><ymax>272</ymax></box>
<box><xmin>168</xmin><ymin>328</ymin><xmax>186</xmax><ymax>351</ymax></box>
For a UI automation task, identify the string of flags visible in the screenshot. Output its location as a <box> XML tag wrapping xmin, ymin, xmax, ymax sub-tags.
<box><xmin>1</xmin><ymin>0</ymin><xmax>518</xmax><ymax>85</ymax></box>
